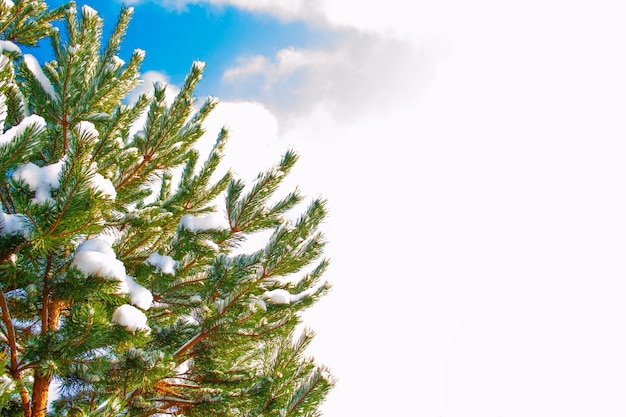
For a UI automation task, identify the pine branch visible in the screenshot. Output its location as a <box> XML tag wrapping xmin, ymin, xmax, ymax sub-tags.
<box><xmin>0</xmin><ymin>288</ymin><xmax>19</xmax><ymax>377</ymax></box>
<box><xmin>0</xmin><ymin>287</ymin><xmax>30</xmax><ymax>416</ymax></box>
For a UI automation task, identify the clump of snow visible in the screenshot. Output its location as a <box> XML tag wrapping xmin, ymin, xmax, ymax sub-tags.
<box><xmin>1</xmin><ymin>0</ymin><xmax>14</xmax><ymax>9</ymax></box>
<box><xmin>81</xmin><ymin>4</ymin><xmax>98</xmax><ymax>18</ymax></box>
<box><xmin>249</xmin><ymin>297</ymin><xmax>267</xmax><ymax>311</ymax></box>
<box><xmin>125</xmin><ymin>275</ymin><xmax>152</xmax><ymax>310</ymax></box>
<box><xmin>261</xmin><ymin>288</ymin><xmax>311</xmax><ymax>305</ymax></box>
<box><xmin>76</xmin><ymin>121</ymin><xmax>98</xmax><ymax>140</ymax></box>
<box><xmin>146</xmin><ymin>252</ymin><xmax>176</xmax><ymax>275</ymax></box>
<box><xmin>13</xmin><ymin>158</ymin><xmax>64</xmax><ymax>204</ymax></box>
<box><xmin>91</xmin><ymin>228</ymin><xmax>121</xmax><ymax>246</ymax></box>
<box><xmin>180</xmin><ymin>314</ymin><xmax>199</xmax><ymax>325</ymax></box>
<box><xmin>0</xmin><ymin>40</ymin><xmax>20</xmax><ymax>55</ymax></box>
<box><xmin>23</xmin><ymin>54</ymin><xmax>57</xmax><ymax>99</ymax></box>
<box><xmin>192</xmin><ymin>61</ymin><xmax>206</xmax><ymax>72</ymax></box>
<box><xmin>0</xmin><ymin>114</ymin><xmax>46</xmax><ymax>146</ymax></box>
<box><xmin>134</xmin><ymin>49</ymin><xmax>145</xmax><ymax>59</ymax></box>
<box><xmin>0</xmin><ymin>212</ymin><xmax>29</xmax><ymax>237</ymax></box>
<box><xmin>112</xmin><ymin>304</ymin><xmax>149</xmax><ymax>332</ymax></box>
<box><xmin>112</xmin><ymin>56</ymin><xmax>125</xmax><ymax>67</ymax></box>
<box><xmin>189</xmin><ymin>294</ymin><xmax>202</xmax><ymax>303</ymax></box>
<box><xmin>179</xmin><ymin>213</ymin><xmax>228</xmax><ymax>233</ymax></box>
<box><xmin>262</xmin><ymin>289</ymin><xmax>292</xmax><ymax>304</ymax></box>
<box><xmin>200</xmin><ymin>239</ymin><xmax>220</xmax><ymax>252</ymax></box>
<box><xmin>75</xmin><ymin>238</ymin><xmax>115</xmax><ymax>257</ymax></box>
<box><xmin>72</xmin><ymin>238</ymin><xmax>128</xmax><ymax>292</ymax></box>
<box><xmin>90</xmin><ymin>173</ymin><xmax>116</xmax><ymax>200</ymax></box>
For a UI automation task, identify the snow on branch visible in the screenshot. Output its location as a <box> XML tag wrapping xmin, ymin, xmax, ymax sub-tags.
<box><xmin>72</xmin><ymin>238</ymin><xmax>128</xmax><ymax>292</ymax></box>
<box><xmin>0</xmin><ymin>114</ymin><xmax>46</xmax><ymax>146</ymax></box>
<box><xmin>146</xmin><ymin>252</ymin><xmax>176</xmax><ymax>275</ymax></box>
<box><xmin>81</xmin><ymin>4</ymin><xmax>98</xmax><ymax>18</ymax></box>
<box><xmin>72</xmin><ymin>240</ymin><xmax>154</xmax><ymax>308</ymax></box>
<box><xmin>72</xmin><ymin>239</ymin><xmax>154</xmax><ymax>328</ymax></box>
<box><xmin>23</xmin><ymin>54</ymin><xmax>57</xmax><ymax>100</ymax></box>
<box><xmin>179</xmin><ymin>213</ymin><xmax>229</xmax><ymax>232</ymax></box>
<box><xmin>0</xmin><ymin>211</ymin><xmax>29</xmax><ymax>237</ymax></box>
<box><xmin>89</xmin><ymin>172</ymin><xmax>116</xmax><ymax>200</ymax></box>
<box><xmin>71</xmin><ymin>121</ymin><xmax>117</xmax><ymax>200</ymax></box>
<box><xmin>125</xmin><ymin>275</ymin><xmax>153</xmax><ymax>310</ymax></box>
<box><xmin>112</xmin><ymin>304</ymin><xmax>149</xmax><ymax>332</ymax></box>
<box><xmin>0</xmin><ymin>40</ymin><xmax>20</xmax><ymax>55</ymax></box>
<box><xmin>261</xmin><ymin>288</ymin><xmax>311</xmax><ymax>305</ymax></box>
<box><xmin>13</xmin><ymin>158</ymin><xmax>64</xmax><ymax>204</ymax></box>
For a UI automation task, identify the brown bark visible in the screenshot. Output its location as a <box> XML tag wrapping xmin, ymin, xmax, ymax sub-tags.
<box><xmin>30</xmin><ymin>375</ymin><xmax>51</xmax><ymax>417</ymax></box>
<box><xmin>19</xmin><ymin>388</ymin><xmax>31</xmax><ymax>417</ymax></box>
<box><xmin>31</xmin><ymin>300</ymin><xmax>67</xmax><ymax>417</ymax></box>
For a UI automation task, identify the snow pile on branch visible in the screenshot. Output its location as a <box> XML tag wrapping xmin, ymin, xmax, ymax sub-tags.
<box><xmin>261</xmin><ymin>288</ymin><xmax>310</xmax><ymax>305</ymax></box>
<box><xmin>0</xmin><ymin>40</ymin><xmax>20</xmax><ymax>55</ymax></box>
<box><xmin>23</xmin><ymin>54</ymin><xmax>57</xmax><ymax>99</ymax></box>
<box><xmin>74</xmin><ymin>122</ymin><xmax>117</xmax><ymax>200</ymax></box>
<box><xmin>81</xmin><ymin>4</ymin><xmax>98</xmax><ymax>18</ymax></box>
<box><xmin>73</xmin><ymin>239</ymin><xmax>154</xmax><ymax>331</ymax></box>
<box><xmin>76</xmin><ymin>120</ymin><xmax>98</xmax><ymax>140</ymax></box>
<box><xmin>0</xmin><ymin>210</ymin><xmax>29</xmax><ymax>237</ymax></box>
<box><xmin>146</xmin><ymin>252</ymin><xmax>176</xmax><ymax>275</ymax></box>
<box><xmin>90</xmin><ymin>172</ymin><xmax>116</xmax><ymax>200</ymax></box>
<box><xmin>13</xmin><ymin>158</ymin><xmax>64</xmax><ymax>204</ymax></box>
<box><xmin>125</xmin><ymin>275</ymin><xmax>153</xmax><ymax>310</ymax></box>
<box><xmin>0</xmin><ymin>114</ymin><xmax>46</xmax><ymax>146</ymax></box>
<box><xmin>199</xmin><ymin>238</ymin><xmax>220</xmax><ymax>252</ymax></box>
<box><xmin>72</xmin><ymin>240</ymin><xmax>153</xmax><ymax>306</ymax></box>
<box><xmin>248</xmin><ymin>297</ymin><xmax>267</xmax><ymax>312</ymax></box>
<box><xmin>180</xmin><ymin>213</ymin><xmax>229</xmax><ymax>232</ymax></box>
<box><xmin>112</xmin><ymin>304</ymin><xmax>149</xmax><ymax>332</ymax></box>
<box><xmin>72</xmin><ymin>238</ymin><xmax>128</xmax><ymax>292</ymax></box>
<box><xmin>109</xmin><ymin>55</ymin><xmax>125</xmax><ymax>70</ymax></box>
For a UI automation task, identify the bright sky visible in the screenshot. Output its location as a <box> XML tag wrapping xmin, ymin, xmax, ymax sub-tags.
<box><xmin>40</xmin><ymin>0</ymin><xmax>626</xmax><ymax>415</ymax></box>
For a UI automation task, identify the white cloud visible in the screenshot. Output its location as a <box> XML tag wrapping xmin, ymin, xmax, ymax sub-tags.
<box><xmin>127</xmin><ymin>70</ymin><xmax>180</xmax><ymax>106</ymax></box>
<box><xmin>221</xmin><ymin>30</ymin><xmax>446</xmax><ymax>124</ymax></box>
<box><xmin>200</xmin><ymin>100</ymin><xmax>283</xmax><ymax>183</ymax></box>
<box><xmin>123</xmin><ymin>0</ymin><xmax>326</xmax><ymax>22</ymax></box>
<box><xmin>123</xmin><ymin>0</ymin><xmax>466</xmax><ymax>41</ymax></box>
<box><xmin>126</xmin><ymin>70</ymin><xmax>181</xmax><ymax>139</ymax></box>
<box><xmin>123</xmin><ymin>0</ymin><xmax>454</xmax><ymax>125</ymax></box>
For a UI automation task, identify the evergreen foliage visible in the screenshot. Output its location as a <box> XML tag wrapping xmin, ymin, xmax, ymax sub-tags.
<box><xmin>0</xmin><ymin>2</ymin><xmax>334</xmax><ymax>416</ymax></box>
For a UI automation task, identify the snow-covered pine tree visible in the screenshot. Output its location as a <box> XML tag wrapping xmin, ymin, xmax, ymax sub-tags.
<box><xmin>0</xmin><ymin>2</ymin><xmax>334</xmax><ymax>416</ymax></box>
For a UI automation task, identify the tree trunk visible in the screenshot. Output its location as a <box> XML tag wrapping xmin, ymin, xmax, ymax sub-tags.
<box><xmin>30</xmin><ymin>299</ymin><xmax>66</xmax><ymax>417</ymax></box>
<box><xmin>30</xmin><ymin>375</ymin><xmax>51</xmax><ymax>417</ymax></box>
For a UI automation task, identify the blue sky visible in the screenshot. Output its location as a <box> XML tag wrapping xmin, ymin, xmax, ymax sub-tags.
<box><xmin>43</xmin><ymin>0</ymin><xmax>333</xmax><ymax>100</ymax></box>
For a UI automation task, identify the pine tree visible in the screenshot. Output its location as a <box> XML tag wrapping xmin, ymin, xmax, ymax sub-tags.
<box><xmin>0</xmin><ymin>2</ymin><xmax>335</xmax><ymax>416</ymax></box>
